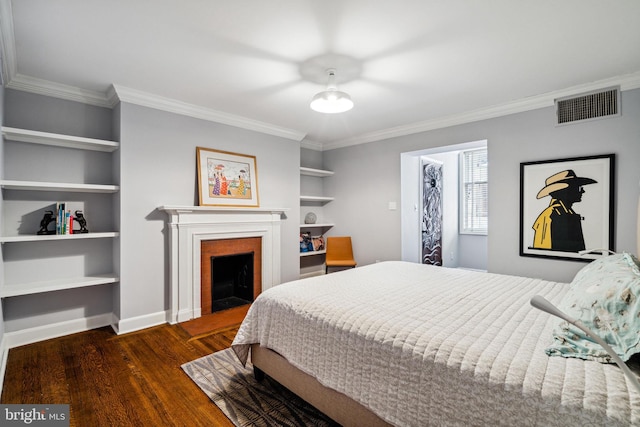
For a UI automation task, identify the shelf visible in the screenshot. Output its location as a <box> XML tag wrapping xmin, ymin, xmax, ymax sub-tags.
<box><xmin>299</xmin><ymin>166</ymin><xmax>332</xmax><ymax>276</ymax></box>
<box><xmin>300</xmin><ymin>195</ymin><xmax>334</xmax><ymax>203</ymax></box>
<box><xmin>1</xmin><ymin>274</ymin><xmax>119</xmax><ymax>298</ymax></box>
<box><xmin>0</xmin><ymin>232</ymin><xmax>119</xmax><ymax>243</ymax></box>
<box><xmin>300</xmin><ymin>167</ymin><xmax>334</xmax><ymax>177</ymax></box>
<box><xmin>2</xmin><ymin>126</ymin><xmax>119</xmax><ymax>152</ymax></box>
<box><xmin>1</xmin><ymin>180</ymin><xmax>119</xmax><ymax>193</ymax></box>
<box><xmin>300</xmin><ymin>250</ymin><xmax>326</xmax><ymax>257</ymax></box>
<box><xmin>300</xmin><ymin>223</ymin><xmax>335</xmax><ymax>228</ymax></box>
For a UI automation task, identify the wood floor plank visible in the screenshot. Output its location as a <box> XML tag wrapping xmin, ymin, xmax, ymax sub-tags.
<box><xmin>115</xmin><ymin>326</ymin><xmax>226</xmax><ymax>426</ymax></box>
<box><xmin>1</xmin><ymin>321</ymin><xmax>242</xmax><ymax>426</ymax></box>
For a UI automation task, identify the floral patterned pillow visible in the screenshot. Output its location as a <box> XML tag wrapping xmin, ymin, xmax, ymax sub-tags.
<box><xmin>545</xmin><ymin>253</ymin><xmax>640</xmax><ymax>363</ymax></box>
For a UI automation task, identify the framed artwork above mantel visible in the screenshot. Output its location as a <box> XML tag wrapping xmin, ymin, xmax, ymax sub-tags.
<box><xmin>196</xmin><ymin>147</ymin><xmax>259</xmax><ymax>207</ymax></box>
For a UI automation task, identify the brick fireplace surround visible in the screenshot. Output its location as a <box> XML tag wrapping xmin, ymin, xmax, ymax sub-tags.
<box><xmin>159</xmin><ymin>206</ymin><xmax>287</xmax><ymax>323</ymax></box>
<box><xmin>200</xmin><ymin>236</ymin><xmax>262</xmax><ymax>314</ymax></box>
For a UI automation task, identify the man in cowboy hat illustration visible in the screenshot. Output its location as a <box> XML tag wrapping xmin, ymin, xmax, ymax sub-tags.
<box><xmin>532</xmin><ymin>170</ymin><xmax>597</xmax><ymax>252</ymax></box>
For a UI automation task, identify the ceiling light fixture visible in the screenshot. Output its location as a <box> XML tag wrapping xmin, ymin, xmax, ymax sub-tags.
<box><xmin>310</xmin><ymin>68</ymin><xmax>353</xmax><ymax>114</ymax></box>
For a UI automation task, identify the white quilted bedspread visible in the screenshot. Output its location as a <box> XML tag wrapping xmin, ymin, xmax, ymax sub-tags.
<box><xmin>232</xmin><ymin>261</ymin><xmax>640</xmax><ymax>426</ymax></box>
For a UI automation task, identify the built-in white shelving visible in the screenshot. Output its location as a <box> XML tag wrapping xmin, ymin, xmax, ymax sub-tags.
<box><xmin>300</xmin><ymin>249</ymin><xmax>326</xmax><ymax>257</ymax></box>
<box><xmin>1</xmin><ymin>274</ymin><xmax>119</xmax><ymax>298</ymax></box>
<box><xmin>1</xmin><ymin>126</ymin><xmax>120</xmax><ymax>302</ymax></box>
<box><xmin>300</xmin><ymin>195</ymin><xmax>334</xmax><ymax>203</ymax></box>
<box><xmin>0</xmin><ymin>180</ymin><xmax>119</xmax><ymax>193</ymax></box>
<box><xmin>299</xmin><ymin>167</ymin><xmax>334</xmax><ymax>276</ymax></box>
<box><xmin>300</xmin><ymin>223</ymin><xmax>335</xmax><ymax>229</ymax></box>
<box><xmin>2</xmin><ymin>126</ymin><xmax>119</xmax><ymax>152</ymax></box>
<box><xmin>0</xmin><ymin>232</ymin><xmax>119</xmax><ymax>243</ymax></box>
<box><xmin>300</xmin><ymin>167</ymin><xmax>334</xmax><ymax>178</ymax></box>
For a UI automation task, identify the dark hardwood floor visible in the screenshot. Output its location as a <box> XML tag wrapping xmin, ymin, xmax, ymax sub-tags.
<box><xmin>1</xmin><ymin>313</ymin><xmax>245</xmax><ymax>426</ymax></box>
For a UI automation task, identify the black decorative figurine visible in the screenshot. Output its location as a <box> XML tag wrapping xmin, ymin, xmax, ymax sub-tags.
<box><xmin>37</xmin><ymin>210</ymin><xmax>56</xmax><ymax>235</ymax></box>
<box><xmin>74</xmin><ymin>210</ymin><xmax>89</xmax><ymax>233</ymax></box>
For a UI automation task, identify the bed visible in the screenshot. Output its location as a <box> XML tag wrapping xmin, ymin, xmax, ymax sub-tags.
<box><xmin>232</xmin><ymin>259</ymin><xmax>640</xmax><ymax>426</ymax></box>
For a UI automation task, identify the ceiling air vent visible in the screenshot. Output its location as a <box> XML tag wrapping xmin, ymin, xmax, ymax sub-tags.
<box><xmin>555</xmin><ymin>87</ymin><xmax>620</xmax><ymax>125</ymax></box>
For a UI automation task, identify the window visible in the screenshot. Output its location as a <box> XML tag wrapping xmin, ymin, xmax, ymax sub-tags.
<box><xmin>460</xmin><ymin>148</ymin><xmax>488</xmax><ymax>234</ymax></box>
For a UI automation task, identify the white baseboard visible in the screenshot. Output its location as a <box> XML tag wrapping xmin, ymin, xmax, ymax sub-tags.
<box><xmin>2</xmin><ymin>310</ymin><xmax>171</xmax><ymax>349</ymax></box>
<box><xmin>0</xmin><ymin>311</ymin><xmax>170</xmax><ymax>397</ymax></box>
<box><xmin>300</xmin><ymin>270</ymin><xmax>325</xmax><ymax>279</ymax></box>
<box><xmin>3</xmin><ymin>313</ymin><xmax>114</xmax><ymax>350</ymax></box>
<box><xmin>112</xmin><ymin>310</ymin><xmax>168</xmax><ymax>335</ymax></box>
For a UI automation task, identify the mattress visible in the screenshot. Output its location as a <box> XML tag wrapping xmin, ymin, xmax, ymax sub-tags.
<box><xmin>232</xmin><ymin>261</ymin><xmax>640</xmax><ymax>426</ymax></box>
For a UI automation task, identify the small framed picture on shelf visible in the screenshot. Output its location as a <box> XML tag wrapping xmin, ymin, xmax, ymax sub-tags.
<box><xmin>196</xmin><ymin>147</ymin><xmax>259</xmax><ymax>207</ymax></box>
<box><xmin>312</xmin><ymin>236</ymin><xmax>325</xmax><ymax>251</ymax></box>
<box><xmin>300</xmin><ymin>232</ymin><xmax>313</xmax><ymax>252</ymax></box>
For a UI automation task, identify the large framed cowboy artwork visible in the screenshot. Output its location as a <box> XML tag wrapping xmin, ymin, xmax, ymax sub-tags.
<box><xmin>519</xmin><ymin>154</ymin><xmax>615</xmax><ymax>262</ymax></box>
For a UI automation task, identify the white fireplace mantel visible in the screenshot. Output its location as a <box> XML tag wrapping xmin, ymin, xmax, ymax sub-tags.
<box><xmin>159</xmin><ymin>205</ymin><xmax>288</xmax><ymax>324</ymax></box>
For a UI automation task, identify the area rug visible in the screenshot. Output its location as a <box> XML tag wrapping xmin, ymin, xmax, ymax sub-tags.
<box><xmin>182</xmin><ymin>348</ymin><xmax>339</xmax><ymax>427</ymax></box>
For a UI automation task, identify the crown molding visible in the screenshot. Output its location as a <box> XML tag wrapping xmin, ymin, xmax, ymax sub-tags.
<box><xmin>0</xmin><ymin>72</ymin><xmax>306</xmax><ymax>141</ymax></box>
<box><xmin>4</xmin><ymin>70</ymin><xmax>639</xmax><ymax>150</ymax></box>
<box><xmin>0</xmin><ymin>0</ymin><xmax>17</xmax><ymax>85</ymax></box>
<box><xmin>300</xmin><ymin>138</ymin><xmax>324</xmax><ymax>151</ymax></box>
<box><xmin>109</xmin><ymin>84</ymin><xmax>306</xmax><ymax>142</ymax></box>
<box><xmin>0</xmin><ymin>1</ymin><xmax>305</xmax><ymax>143</ymax></box>
<box><xmin>7</xmin><ymin>73</ymin><xmax>112</xmax><ymax>107</ymax></box>
<box><xmin>322</xmin><ymin>71</ymin><xmax>640</xmax><ymax>151</ymax></box>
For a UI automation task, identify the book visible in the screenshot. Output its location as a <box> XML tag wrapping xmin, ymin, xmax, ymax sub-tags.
<box><xmin>65</xmin><ymin>210</ymin><xmax>71</xmax><ymax>235</ymax></box>
<box><xmin>56</xmin><ymin>202</ymin><xmax>66</xmax><ymax>234</ymax></box>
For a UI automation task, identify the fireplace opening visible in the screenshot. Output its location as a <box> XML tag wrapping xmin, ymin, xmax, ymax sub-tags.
<box><xmin>200</xmin><ymin>237</ymin><xmax>261</xmax><ymax>316</ymax></box>
<box><xmin>210</xmin><ymin>252</ymin><xmax>254</xmax><ymax>312</ymax></box>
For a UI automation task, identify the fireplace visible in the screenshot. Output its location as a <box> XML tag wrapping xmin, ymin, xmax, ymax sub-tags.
<box><xmin>160</xmin><ymin>205</ymin><xmax>286</xmax><ymax>324</ymax></box>
<box><xmin>210</xmin><ymin>253</ymin><xmax>253</xmax><ymax>311</ymax></box>
<box><xmin>200</xmin><ymin>237</ymin><xmax>262</xmax><ymax>315</ymax></box>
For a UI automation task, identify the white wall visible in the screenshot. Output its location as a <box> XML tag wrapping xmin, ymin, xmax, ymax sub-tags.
<box><xmin>116</xmin><ymin>102</ymin><xmax>301</xmax><ymax>327</ymax></box>
<box><xmin>324</xmin><ymin>89</ymin><xmax>640</xmax><ymax>283</ymax></box>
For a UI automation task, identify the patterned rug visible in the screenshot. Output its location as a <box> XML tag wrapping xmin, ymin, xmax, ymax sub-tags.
<box><xmin>181</xmin><ymin>348</ymin><xmax>339</xmax><ymax>427</ymax></box>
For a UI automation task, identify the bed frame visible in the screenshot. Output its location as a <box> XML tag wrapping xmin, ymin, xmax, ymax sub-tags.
<box><xmin>250</xmin><ymin>344</ymin><xmax>392</xmax><ymax>427</ymax></box>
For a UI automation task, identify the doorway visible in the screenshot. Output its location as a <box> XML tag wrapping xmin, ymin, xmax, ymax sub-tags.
<box><xmin>400</xmin><ymin>140</ymin><xmax>488</xmax><ymax>270</ymax></box>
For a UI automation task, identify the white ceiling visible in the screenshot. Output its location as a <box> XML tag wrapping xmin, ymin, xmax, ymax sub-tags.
<box><xmin>2</xmin><ymin>0</ymin><xmax>640</xmax><ymax>149</ymax></box>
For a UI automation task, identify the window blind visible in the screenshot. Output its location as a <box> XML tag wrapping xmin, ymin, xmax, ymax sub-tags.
<box><xmin>460</xmin><ymin>149</ymin><xmax>488</xmax><ymax>234</ymax></box>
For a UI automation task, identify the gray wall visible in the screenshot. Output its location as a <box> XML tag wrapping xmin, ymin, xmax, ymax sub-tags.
<box><xmin>324</xmin><ymin>88</ymin><xmax>640</xmax><ymax>283</ymax></box>
<box><xmin>4</xmin><ymin>90</ymin><xmax>113</xmax><ymax>140</ymax></box>
<box><xmin>117</xmin><ymin>102</ymin><xmax>300</xmax><ymax>323</ymax></box>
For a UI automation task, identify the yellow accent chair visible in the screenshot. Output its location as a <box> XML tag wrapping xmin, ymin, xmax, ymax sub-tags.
<box><xmin>325</xmin><ymin>236</ymin><xmax>357</xmax><ymax>274</ymax></box>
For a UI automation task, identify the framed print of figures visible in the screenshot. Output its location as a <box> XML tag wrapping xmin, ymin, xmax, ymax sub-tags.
<box><xmin>196</xmin><ymin>147</ymin><xmax>259</xmax><ymax>207</ymax></box>
<box><xmin>519</xmin><ymin>154</ymin><xmax>614</xmax><ymax>261</ymax></box>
